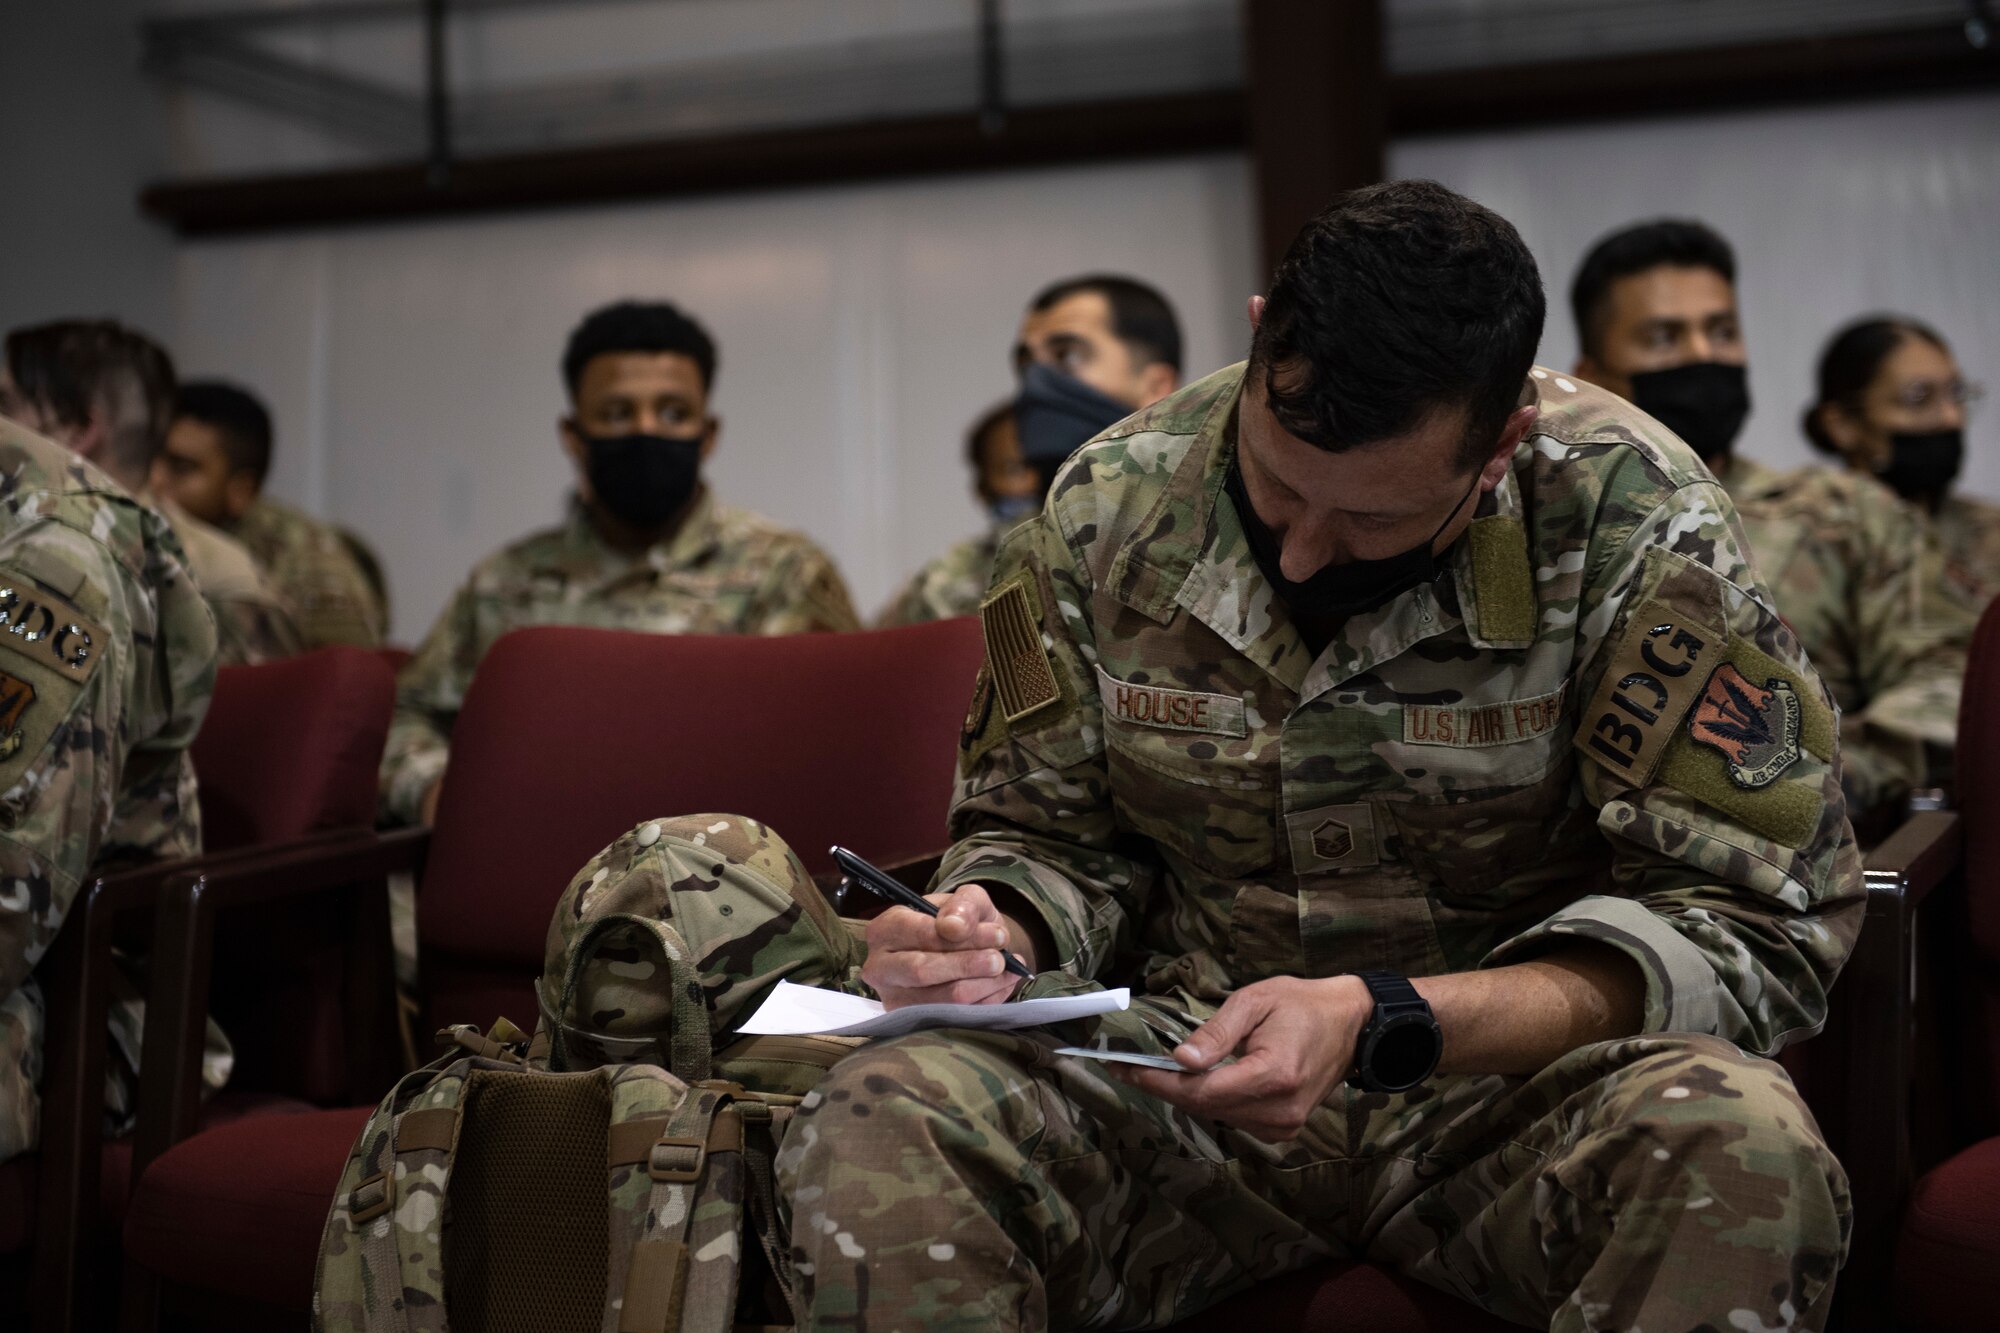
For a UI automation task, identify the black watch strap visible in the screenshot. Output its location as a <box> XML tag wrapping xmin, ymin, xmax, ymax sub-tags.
<box><xmin>1348</xmin><ymin>970</ymin><xmax>1442</xmax><ymax>1094</ymax></box>
<box><xmin>1356</xmin><ymin>971</ymin><xmax>1426</xmax><ymax>1013</ymax></box>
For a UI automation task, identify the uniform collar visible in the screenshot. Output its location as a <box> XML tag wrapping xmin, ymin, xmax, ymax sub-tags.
<box><xmin>548</xmin><ymin>485</ymin><xmax>723</xmax><ymax>579</ymax></box>
<box><xmin>1105</xmin><ymin>364</ymin><xmax>1538</xmax><ymax>700</ymax></box>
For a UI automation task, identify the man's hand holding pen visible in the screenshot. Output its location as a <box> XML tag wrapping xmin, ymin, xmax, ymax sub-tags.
<box><xmin>861</xmin><ymin>883</ymin><xmax>1038</xmax><ymax>1009</ymax></box>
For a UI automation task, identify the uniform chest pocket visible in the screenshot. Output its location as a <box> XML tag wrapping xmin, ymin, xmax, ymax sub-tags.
<box><xmin>1102</xmin><ymin>709</ymin><xmax>1279</xmax><ymax>880</ymax></box>
<box><xmin>1379</xmin><ymin>752</ymin><xmax>1596</xmax><ymax>908</ymax></box>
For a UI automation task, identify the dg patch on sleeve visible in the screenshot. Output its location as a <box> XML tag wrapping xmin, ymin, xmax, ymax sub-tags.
<box><xmin>0</xmin><ymin>574</ymin><xmax>107</xmax><ymax>787</ymax></box>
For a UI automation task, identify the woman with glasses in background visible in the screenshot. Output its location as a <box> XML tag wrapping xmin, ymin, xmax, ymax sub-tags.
<box><xmin>1806</xmin><ymin>315</ymin><xmax>1994</xmax><ymax>598</ymax></box>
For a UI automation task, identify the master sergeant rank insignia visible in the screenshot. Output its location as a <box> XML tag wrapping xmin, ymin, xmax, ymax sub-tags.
<box><xmin>1688</xmin><ymin>663</ymin><xmax>1801</xmax><ymax>790</ymax></box>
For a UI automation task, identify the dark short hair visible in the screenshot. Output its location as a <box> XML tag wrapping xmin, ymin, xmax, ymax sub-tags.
<box><xmin>175</xmin><ymin>380</ymin><xmax>274</xmax><ymax>482</ymax></box>
<box><xmin>963</xmin><ymin>400</ymin><xmax>1015</xmax><ymax>473</ymax></box>
<box><xmin>1802</xmin><ymin>315</ymin><xmax>1949</xmax><ymax>455</ymax></box>
<box><xmin>4</xmin><ymin>319</ymin><xmax>177</xmax><ymax>472</ymax></box>
<box><xmin>561</xmin><ymin>300</ymin><xmax>717</xmax><ymax>400</ymax></box>
<box><xmin>1029</xmin><ymin>275</ymin><xmax>1182</xmax><ymax>375</ymax></box>
<box><xmin>1249</xmin><ymin>179</ymin><xmax>1545</xmax><ymax>469</ymax></box>
<box><xmin>1570</xmin><ymin>219</ymin><xmax>1736</xmax><ymax>360</ymax></box>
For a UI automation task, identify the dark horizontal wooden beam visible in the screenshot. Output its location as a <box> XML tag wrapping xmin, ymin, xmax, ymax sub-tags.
<box><xmin>1389</xmin><ymin>21</ymin><xmax>1997</xmax><ymax>137</ymax></box>
<box><xmin>141</xmin><ymin>23</ymin><xmax>1995</xmax><ymax>237</ymax></box>
<box><xmin>141</xmin><ymin>92</ymin><xmax>1247</xmax><ymax>237</ymax></box>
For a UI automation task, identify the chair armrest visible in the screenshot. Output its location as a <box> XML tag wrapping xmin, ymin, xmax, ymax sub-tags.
<box><xmin>29</xmin><ymin>826</ymin><xmax>386</xmax><ymax>1333</ymax></box>
<box><xmin>1828</xmin><ymin>809</ymin><xmax>1962</xmax><ymax>1330</ymax></box>
<box><xmin>1863</xmin><ymin>809</ymin><xmax>1961</xmax><ymax>909</ymax></box>
<box><xmin>128</xmin><ymin>827</ymin><xmax>431</xmax><ymax>1188</ymax></box>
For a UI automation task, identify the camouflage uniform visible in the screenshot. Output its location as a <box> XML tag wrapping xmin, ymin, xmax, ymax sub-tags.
<box><xmin>232</xmin><ymin>497</ymin><xmax>387</xmax><ymax>649</ymax></box>
<box><xmin>1716</xmin><ymin>457</ymin><xmax>1971</xmax><ymax>812</ymax></box>
<box><xmin>379</xmin><ymin>489</ymin><xmax>860</xmax><ymax>825</ymax></box>
<box><xmin>874</xmin><ymin>526</ymin><xmax>1003</xmax><ymax>627</ymax></box>
<box><xmin>0</xmin><ymin>416</ymin><xmax>218</xmax><ymax>1162</ymax></box>
<box><xmin>561</xmin><ymin>365</ymin><xmax>1861</xmax><ymax>1330</ymax></box>
<box><xmin>1930</xmin><ymin>492</ymin><xmax>2000</xmax><ymax>605</ymax></box>
<box><xmin>155</xmin><ymin>497</ymin><xmax>306</xmax><ymax>667</ymax></box>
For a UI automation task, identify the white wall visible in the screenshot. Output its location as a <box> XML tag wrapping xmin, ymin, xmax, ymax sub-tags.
<box><xmin>0</xmin><ymin>0</ymin><xmax>174</xmax><ymax>337</ymax></box>
<box><xmin>1392</xmin><ymin>90</ymin><xmax>2000</xmax><ymax>478</ymax></box>
<box><xmin>172</xmin><ymin>156</ymin><xmax>1261</xmax><ymax>640</ymax></box>
<box><xmin>171</xmin><ymin>88</ymin><xmax>2000</xmax><ymax>644</ymax></box>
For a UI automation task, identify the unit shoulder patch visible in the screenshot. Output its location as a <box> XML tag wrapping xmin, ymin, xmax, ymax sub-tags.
<box><xmin>980</xmin><ymin>575</ymin><xmax>1060</xmax><ymax>724</ymax></box>
<box><xmin>1687</xmin><ymin>663</ymin><xmax>1801</xmax><ymax>789</ymax></box>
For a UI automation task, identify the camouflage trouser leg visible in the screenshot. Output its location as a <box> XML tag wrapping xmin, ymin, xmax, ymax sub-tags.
<box><xmin>561</xmin><ymin>819</ymin><xmax>1848</xmax><ymax>1332</ymax></box>
<box><xmin>780</xmin><ymin>1023</ymin><xmax>1848</xmax><ymax>1333</ymax></box>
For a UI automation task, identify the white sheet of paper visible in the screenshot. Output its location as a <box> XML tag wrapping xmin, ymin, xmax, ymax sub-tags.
<box><xmin>736</xmin><ymin>980</ymin><xmax>1130</xmax><ymax>1038</ymax></box>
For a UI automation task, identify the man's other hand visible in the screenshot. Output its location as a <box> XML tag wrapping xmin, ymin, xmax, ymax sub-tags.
<box><xmin>1109</xmin><ymin>975</ymin><xmax>1372</xmax><ymax>1142</ymax></box>
<box><xmin>861</xmin><ymin>883</ymin><xmax>1028</xmax><ymax>1009</ymax></box>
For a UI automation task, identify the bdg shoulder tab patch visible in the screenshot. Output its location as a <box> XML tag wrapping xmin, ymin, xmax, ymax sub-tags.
<box><xmin>1095</xmin><ymin>666</ymin><xmax>1246</xmax><ymax>737</ymax></box>
<box><xmin>0</xmin><ymin>572</ymin><xmax>106</xmax><ymax>789</ymax></box>
<box><xmin>0</xmin><ymin>580</ymin><xmax>105</xmax><ymax>685</ymax></box>
<box><xmin>1573</xmin><ymin>597</ymin><xmax>1723</xmax><ymax>786</ymax></box>
<box><xmin>980</xmin><ymin>574</ymin><xmax>1061</xmax><ymax>724</ymax></box>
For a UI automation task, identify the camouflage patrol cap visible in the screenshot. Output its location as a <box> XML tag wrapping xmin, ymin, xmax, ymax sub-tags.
<box><xmin>537</xmin><ymin>813</ymin><xmax>861</xmax><ymax>1074</ymax></box>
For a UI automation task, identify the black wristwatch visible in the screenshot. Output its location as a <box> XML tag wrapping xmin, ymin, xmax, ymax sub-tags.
<box><xmin>1346</xmin><ymin>972</ymin><xmax>1443</xmax><ymax>1094</ymax></box>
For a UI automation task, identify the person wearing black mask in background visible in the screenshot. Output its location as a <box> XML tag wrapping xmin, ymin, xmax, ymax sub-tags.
<box><xmin>1572</xmin><ymin>221</ymin><xmax>1964</xmax><ymax>831</ymax></box>
<box><xmin>1806</xmin><ymin>316</ymin><xmax>1997</xmax><ymax>603</ymax></box>
<box><xmin>876</xmin><ymin>275</ymin><xmax>1182</xmax><ymax>626</ymax></box>
<box><xmin>380</xmin><ymin>300</ymin><xmax>859</xmax><ymax>828</ymax></box>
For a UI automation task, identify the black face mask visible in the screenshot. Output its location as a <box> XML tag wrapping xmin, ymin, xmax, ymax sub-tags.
<box><xmin>1877</xmin><ymin>429</ymin><xmax>1964</xmax><ymax>506</ymax></box>
<box><xmin>1626</xmin><ymin>362</ymin><xmax>1751</xmax><ymax>464</ymax></box>
<box><xmin>1015</xmin><ymin>362</ymin><xmax>1134</xmax><ymax>495</ymax></box>
<box><xmin>1225</xmin><ymin>457</ymin><xmax>1480</xmax><ymax>621</ymax></box>
<box><xmin>576</xmin><ymin>427</ymin><xmax>704</xmax><ymax>529</ymax></box>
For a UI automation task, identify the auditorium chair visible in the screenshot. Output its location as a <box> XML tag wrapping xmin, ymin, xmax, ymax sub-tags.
<box><xmin>117</xmin><ymin>618</ymin><xmax>987</xmax><ymax>1328</ymax></box>
<box><xmin>1888</xmin><ymin>594</ymin><xmax>2000</xmax><ymax>1331</ymax></box>
<box><xmin>2</xmin><ymin>646</ymin><xmax>396</xmax><ymax>1333</ymax></box>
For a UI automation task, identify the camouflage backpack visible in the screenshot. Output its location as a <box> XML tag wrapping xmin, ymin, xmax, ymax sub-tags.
<box><xmin>313</xmin><ymin>817</ymin><xmax>866</xmax><ymax>1332</ymax></box>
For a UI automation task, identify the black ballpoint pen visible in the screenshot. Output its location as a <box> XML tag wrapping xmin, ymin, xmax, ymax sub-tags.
<box><xmin>830</xmin><ymin>845</ymin><xmax>1035</xmax><ymax>980</ymax></box>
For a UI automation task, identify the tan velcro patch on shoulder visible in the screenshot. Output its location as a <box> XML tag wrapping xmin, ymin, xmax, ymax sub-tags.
<box><xmin>0</xmin><ymin>581</ymin><xmax>105</xmax><ymax>685</ymax></box>
<box><xmin>980</xmin><ymin>575</ymin><xmax>1060</xmax><ymax>724</ymax></box>
<box><xmin>1573</xmin><ymin>597</ymin><xmax>1726</xmax><ymax>787</ymax></box>
<box><xmin>0</xmin><ymin>573</ymin><xmax>105</xmax><ymax>788</ymax></box>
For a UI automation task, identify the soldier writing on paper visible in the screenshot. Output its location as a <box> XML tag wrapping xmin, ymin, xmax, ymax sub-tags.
<box><xmin>548</xmin><ymin>183</ymin><xmax>1861</xmax><ymax>1331</ymax></box>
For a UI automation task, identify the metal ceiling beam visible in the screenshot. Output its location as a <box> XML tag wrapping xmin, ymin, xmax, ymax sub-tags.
<box><xmin>138</xmin><ymin>21</ymin><xmax>1996</xmax><ymax>238</ymax></box>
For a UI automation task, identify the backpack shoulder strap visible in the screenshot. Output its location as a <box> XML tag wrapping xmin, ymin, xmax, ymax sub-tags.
<box><xmin>611</xmin><ymin>1083</ymin><xmax>744</xmax><ymax>1333</ymax></box>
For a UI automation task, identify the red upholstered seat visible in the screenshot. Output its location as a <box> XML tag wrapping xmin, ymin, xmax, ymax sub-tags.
<box><xmin>124</xmin><ymin>1105</ymin><xmax>371</xmax><ymax>1312</ymax></box>
<box><xmin>1890</xmin><ymin>597</ymin><xmax>2000</xmax><ymax>1330</ymax></box>
<box><xmin>194</xmin><ymin>647</ymin><xmax>397</xmax><ymax>850</ymax></box>
<box><xmin>9</xmin><ymin>648</ymin><xmax>394</xmax><ymax>1328</ymax></box>
<box><xmin>1894</xmin><ymin>1137</ymin><xmax>2000</xmax><ymax>1331</ymax></box>
<box><xmin>1166</xmin><ymin>1261</ymin><xmax>1517</xmax><ymax>1331</ymax></box>
<box><xmin>125</xmin><ymin>621</ymin><xmax>988</xmax><ymax>1318</ymax></box>
<box><xmin>416</xmin><ymin>620</ymin><xmax>986</xmax><ymax>1032</ymax></box>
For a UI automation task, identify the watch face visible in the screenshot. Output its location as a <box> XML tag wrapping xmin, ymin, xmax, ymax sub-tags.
<box><xmin>1367</xmin><ymin>1013</ymin><xmax>1442</xmax><ymax>1092</ymax></box>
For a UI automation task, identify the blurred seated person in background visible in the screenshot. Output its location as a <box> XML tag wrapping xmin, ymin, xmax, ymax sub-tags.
<box><xmin>158</xmin><ymin>380</ymin><xmax>387</xmax><ymax>649</ymax></box>
<box><xmin>1806</xmin><ymin>316</ymin><xmax>1996</xmax><ymax>600</ymax></box>
<box><xmin>0</xmin><ymin>406</ymin><xmax>217</xmax><ymax>1163</ymax></box>
<box><xmin>875</xmin><ymin>274</ymin><xmax>1182</xmax><ymax>625</ymax></box>
<box><xmin>1570</xmin><ymin>220</ymin><xmax>1966</xmax><ymax>823</ymax></box>
<box><xmin>380</xmin><ymin>299</ymin><xmax>860</xmax><ymax>827</ymax></box>
<box><xmin>1</xmin><ymin>321</ymin><xmax>304</xmax><ymax>665</ymax></box>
